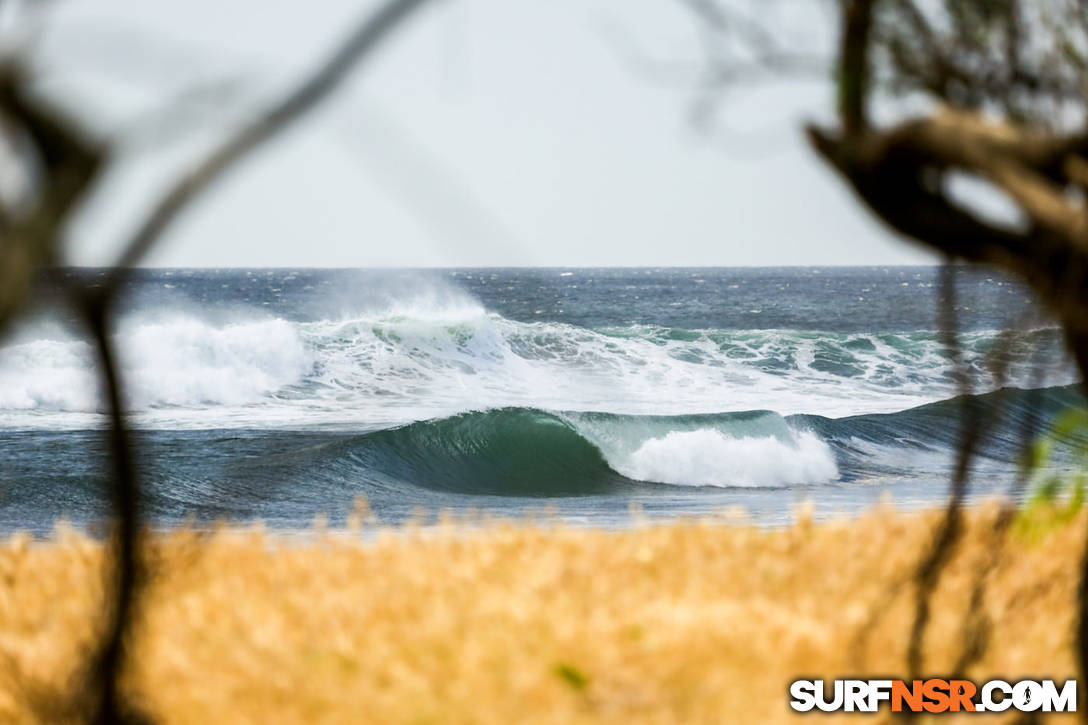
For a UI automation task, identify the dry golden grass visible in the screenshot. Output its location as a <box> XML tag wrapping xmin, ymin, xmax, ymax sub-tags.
<box><xmin>0</xmin><ymin>502</ymin><xmax>1081</xmax><ymax>723</ymax></box>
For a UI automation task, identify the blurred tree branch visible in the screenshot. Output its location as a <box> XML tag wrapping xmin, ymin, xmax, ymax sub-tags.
<box><xmin>0</xmin><ymin>0</ymin><xmax>436</xmax><ymax>721</ymax></box>
<box><xmin>0</xmin><ymin>66</ymin><xmax>103</xmax><ymax>334</ymax></box>
<box><xmin>803</xmin><ymin>5</ymin><xmax>1088</xmax><ymax>693</ymax></box>
<box><xmin>683</xmin><ymin>0</ymin><xmax>1088</xmax><ymax>697</ymax></box>
<box><xmin>803</xmin><ymin>0</ymin><xmax>1088</xmax><ymax>380</ymax></box>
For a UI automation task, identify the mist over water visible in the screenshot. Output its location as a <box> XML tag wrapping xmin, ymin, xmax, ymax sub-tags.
<box><xmin>0</xmin><ymin>267</ymin><xmax>1079</xmax><ymax>531</ymax></box>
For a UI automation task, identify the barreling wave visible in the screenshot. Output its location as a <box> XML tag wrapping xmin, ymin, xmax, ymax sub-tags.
<box><xmin>237</xmin><ymin>386</ymin><xmax>1083</xmax><ymax>496</ymax></box>
<box><xmin>271</xmin><ymin>407</ymin><xmax>840</xmax><ymax>494</ymax></box>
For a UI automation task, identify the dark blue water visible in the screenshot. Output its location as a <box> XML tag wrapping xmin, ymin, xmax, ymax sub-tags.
<box><xmin>0</xmin><ymin>267</ymin><xmax>1078</xmax><ymax>534</ymax></box>
<box><xmin>35</xmin><ymin>266</ymin><xmax>1046</xmax><ymax>330</ymax></box>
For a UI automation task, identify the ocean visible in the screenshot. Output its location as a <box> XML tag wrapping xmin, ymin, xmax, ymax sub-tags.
<box><xmin>0</xmin><ymin>266</ymin><xmax>1080</xmax><ymax>534</ymax></box>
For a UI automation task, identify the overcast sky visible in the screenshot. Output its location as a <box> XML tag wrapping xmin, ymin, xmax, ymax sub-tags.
<box><xmin>33</xmin><ymin>0</ymin><xmax>936</xmax><ymax>267</ymax></box>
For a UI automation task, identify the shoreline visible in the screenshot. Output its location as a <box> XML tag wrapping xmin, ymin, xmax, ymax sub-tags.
<box><xmin>2</xmin><ymin>493</ymin><xmax>1036</xmax><ymax>542</ymax></box>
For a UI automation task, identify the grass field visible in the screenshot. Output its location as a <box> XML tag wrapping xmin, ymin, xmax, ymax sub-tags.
<box><xmin>0</xmin><ymin>502</ymin><xmax>1081</xmax><ymax>723</ymax></box>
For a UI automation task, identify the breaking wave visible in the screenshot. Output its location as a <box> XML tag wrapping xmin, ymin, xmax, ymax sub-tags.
<box><xmin>176</xmin><ymin>386</ymin><xmax>1082</xmax><ymax>495</ymax></box>
<box><xmin>281</xmin><ymin>407</ymin><xmax>839</xmax><ymax>492</ymax></box>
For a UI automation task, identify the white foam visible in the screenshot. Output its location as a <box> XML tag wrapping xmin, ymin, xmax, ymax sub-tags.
<box><xmin>0</xmin><ymin>299</ymin><xmax>1074</xmax><ymax>429</ymax></box>
<box><xmin>120</xmin><ymin>315</ymin><xmax>313</xmax><ymax>407</ymax></box>
<box><xmin>0</xmin><ymin>314</ymin><xmax>312</xmax><ymax>415</ymax></box>
<box><xmin>0</xmin><ymin>338</ymin><xmax>97</xmax><ymax>411</ymax></box>
<box><xmin>294</xmin><ymin>315</ymin><xmax>1070</xmax><ymax>426</ymax></box>
<box><xmin>614</xmin><ymin>428</ymin><xmax>839</xmax><ymax>487</ymax></box>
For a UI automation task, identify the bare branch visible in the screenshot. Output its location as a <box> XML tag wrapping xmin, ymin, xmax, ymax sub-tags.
<box><xmin>806</xmin><ymin>119</ymin><xmax>1088</xmax><ymax>375</ymax></box>
<box><xmin>78</xmin><ymin>293</ymin><xmax>148</xmax><ymax>725</ymax></box>
<box><xmin>838</xmin><ymin>0</ymin><xmax>875</xmax><ymax>135</ymax></box>
<box><xmin>0</xmin><ymin>66</ymin><xmax>103</xmax><ymax>333</ymax></box>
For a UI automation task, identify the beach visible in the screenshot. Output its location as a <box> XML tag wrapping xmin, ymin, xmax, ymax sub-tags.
<box><xmin>0</xmin><ymin>502</ymin><xmax>1079</xmax><ymax>723</ymax></box>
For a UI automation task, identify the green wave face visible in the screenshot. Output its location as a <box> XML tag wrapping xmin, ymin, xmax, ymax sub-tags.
<box><xmin>339</xmin><ymin>408</ymin><xmax>631</xmax><ymax>496</ymax></box>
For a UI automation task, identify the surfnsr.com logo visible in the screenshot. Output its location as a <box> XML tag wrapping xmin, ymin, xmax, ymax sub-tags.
<box><xmin>789</xmin><ymin>679</ymin><xmax>1077</xmax><ymax>713</ymax></box>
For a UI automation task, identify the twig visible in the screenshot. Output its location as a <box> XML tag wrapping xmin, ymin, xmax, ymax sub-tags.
<box><xmin>905</xmin><ymin>264</ymin><xmax>982</xmax><ymax>681</ymax></box>
<box><xmin>79</xmin><ymin>293</ymin><xmax>148</xmax><ymax>725</ymax></box>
